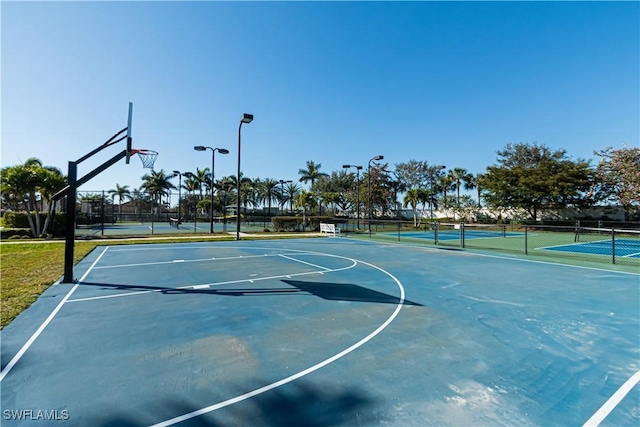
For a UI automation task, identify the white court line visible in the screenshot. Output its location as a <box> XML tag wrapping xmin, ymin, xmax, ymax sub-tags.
<box><xmin>0</xmin><ymin>246</ymin><xmax>110</xmax><ymax>382</ymax></box>
<box><xmin>150</xmin><ymin>257</ymin><xmax>405</xmax><ymax>427</ymax></box>
<box><xmin>622</xmin><ymin>251</ymin><xmax>640</xmax><ymax>258</ymax></box>
<box><xmin>93</xmin><ymin>253</ymin><xmax>299</xmax><ymax>270</ymax></box>
<box><xmin>583</xmin><ymin>370</ymin><xmax>640</xmax><ymax>427</ymax></box>
<box><xmin>278</xmin><ymin>254</ymin><xmax>332</xmax><ymax>271</ymax></box>
<box><xmin>66</xmin><ymin>258</ymin><xmax>358</xmax><ymax>303</ymax></box>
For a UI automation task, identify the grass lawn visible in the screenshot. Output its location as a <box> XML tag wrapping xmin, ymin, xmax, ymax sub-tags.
<box><xmin>1</xmin><ymin>241</ymin><xmax>99</xmax><ymax>328</ymax></box>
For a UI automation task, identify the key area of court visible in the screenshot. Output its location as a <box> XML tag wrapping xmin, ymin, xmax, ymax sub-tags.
<box><xmin>1</xmin><ymin>238</ymin><xmax>638</xmax><ymax>426</ymax></box>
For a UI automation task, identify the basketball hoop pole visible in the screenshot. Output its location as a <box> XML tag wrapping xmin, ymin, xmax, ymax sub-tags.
<box><xmin>52</xmin><ymin>102</ymin><xmax>133</xmax><ymax>283</ymax></box>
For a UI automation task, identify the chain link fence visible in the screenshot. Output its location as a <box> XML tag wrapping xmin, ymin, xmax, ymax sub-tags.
<box><xmin>347</xmin><ymin>220</ymin><xmax>640</xmax><ymax>267</ymax></box>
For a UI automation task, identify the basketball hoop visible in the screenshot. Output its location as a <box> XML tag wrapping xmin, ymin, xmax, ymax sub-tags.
<box><xmin>131</xmin><ymin>149</ymin><xmax>158</xmax><ymax>169</ymax></box>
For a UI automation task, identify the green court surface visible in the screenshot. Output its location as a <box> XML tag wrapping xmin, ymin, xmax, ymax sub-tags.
<box><xmin>1</xmin><ymin>238</ymin><xmax>638</xmax><ymax>426</ymax></box>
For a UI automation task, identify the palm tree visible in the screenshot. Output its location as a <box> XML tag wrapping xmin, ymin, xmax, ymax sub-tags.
<box><xmin>107</xmin><ymin>184</ymin><xmax>131</xmax><ymax>214</ymax></box>
<box><xmin>465</xmin><ymin>173</ymin><xmax>484</xmax><ymax>208</ymax></box>
<box><xmin>403</xmin><ymin>188</ymin><xmax>431</xmax><ymax>226</ymax></box>
<box><xmin>294</xmin><ymin>189</ymin><xmax>317</xmax><ymax>229</ymax></box>
<box><xmin>449</xmin><ymin>168</ymin><xmax>473</xmax><ymax>207</ymax></box>
<box><xmin>320</xmin><ymin>192</ymin><xmax>341</xmax><ymax>215</ymax></box>
<box><xmin>227</xmin><ymin>174</ymin><xmax>254</xmax><ymax>217</ymax></box>
<box><xmin>298</xmin><ymin>160</ymin><xmax>329</xmax><ymax>189</ymax></box>
<box><xmin>438</xmin><ymin>173</ymin><xmax>455</xmax><ymax>215</ymax></box>
<box><xmin>403</xmin><ymin>188</ymin><xmax>421</xmax><ymax>226</ymax></box>
<box><xmin>298</xmin><ymin>160</ymin><xmax>328</xmax><ymax>214</ymax></box>
<box><xmin>195</xmin><ymin>167</ymin><xmax>209</xmax><ymax>201</ymax></box>
<box><xmin>284</xmin><ymin>181</ymin><xmax>302</xmax><ymax>213</ymax></box>
<box><xmin>217</xmin><ymin>175</ymin><xmax>236</xmax><ymax>218</ymax></box>
<box><xmin>40</xmin><ymin>166</ymin><xmax>67</xmax><ymax>235</ymax></box>
<box><xmin>183</xmin><ymin>175</ymin><xmax>200</xmax><ymax>218</ymax></box>
<box><xmin>258</xmin><ymin>178</ymin><xmax>279</xmax><ymax>214</ymax></box>
<box><xmin>140</xmin><ymin>170</ymin><xmax>176</xmax><ymax>214</ymax></box>
<box><xmin>0</xmin><ymin>158</ymin><xmax>65</xmax><ymax>236</ymax></box>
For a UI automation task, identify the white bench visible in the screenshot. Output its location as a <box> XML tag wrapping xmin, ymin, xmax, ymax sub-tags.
<box><xmin>320</xmin><ymin>223</ymin><xmax>341</xmax><ymax>237</ymax></box>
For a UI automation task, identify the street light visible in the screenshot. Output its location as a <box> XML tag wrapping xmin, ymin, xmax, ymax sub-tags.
<box><xmin>194</xmin><ymin>146</ymin><xmax>229</xmax><ymax>233</ymax></box>
<box><xmin>278</xmin><ymin>179</ymin><xmax>292</xmax><ymax>215</ymax></box>
<box><xmin>342</xmin><ymin>164</ymin><xmax>363</xmax><ymax>230</ymax></box>
<box><xmin>237</xmin><ymin>113</ymin><xmax>253</xmax><ymax>240</ymax></box>
<box><xmin>430</xmin><ymin>165</ymin><xmax>447</xmax><ymax>222</ymax></box>
<box><xmin>368</xmin><ymin>155</ymin><xmax>384</xmax><ymax>235</ymax></box>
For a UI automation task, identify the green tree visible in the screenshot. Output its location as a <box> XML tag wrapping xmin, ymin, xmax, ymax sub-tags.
<box><xmin>394</xmin><ymin>159</ymin><xmax>432</xmax><ymax>190</ymax></box>
<box><xmin>283</xmin><ymin>181</ymin><xmax>302</xmax><ymax>213</ymax></box>
<box><xmin>182</xmin><ymin>175</ymin><xmax>200</xmax><ymax>217</ymax></box>
<box><xmin>593</xmin><ymin>146</ymin><xmax>640</xmax><ymax>220</ymax></box>
<box><xmin>107</xmin><ymin>184</ymin><xmax>131</xmax><ymax>214</ymax></box>
<box><xmin>195</xmin><ymin>167</ymin><xmax>209</xmax><ymax>201</ymax></box>
<box><xmin>0</xmin><ymin>158</ymin><xmax>66</xmax><ymax>236</ymax></box>
<box><xmin>438</xmin><ymin>173</ymin><xmax>455</xmax><ymax>213</ymax></box>
<box><xmin>140</xmin><ymin>170</ymin><xmax>176</xmax><ymax>214</ymax></box>
<box><xmin>294</xmin><ymin>189</ymin><xmax>317</xmax><ymax>229</ymax></box>
<box><xmin>448</xmin><ymin>168</ymin><xmax>473</xmax><ymax>219</ymax></box>
<box><xmin>466</xmin><ymin>173</ymin><xmax>484</xmax><ymax>208</ymax></box>
<box><xmin>481</xmin><ymin>142</ymin><xmax>592</xmax><ymax>222</ymax></box>
<box><xmin>298</xmin><ymin>160</ymin><xmax>328</xmax><ymax>214</ymax></box>
<box><xmin>298</xmin><ymin>160</ymin><xmax>329</xmax><ymax>189</ymax></box>
<box><xmin>257</xmin><ymin>178</ymin><xmax>279</xmax><ymax>214</ymax></box>
<box><xmin>39</xmin><ymin>166</ymin><xmax>67</xmax><ymax>234</ymax></box>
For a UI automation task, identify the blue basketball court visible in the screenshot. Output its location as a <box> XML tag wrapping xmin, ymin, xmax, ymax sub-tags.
<box><xmin>1</xmin><ymin>238</ymin><xmax>638</xmax><ymax>426</ymax></box>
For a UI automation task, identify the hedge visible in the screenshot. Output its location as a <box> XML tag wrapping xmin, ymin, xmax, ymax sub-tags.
<box><xmin>270</xmin><ymin>216</ymin><xmax>339</xmax><ymax>232</ymax></box>
<box><xmin>1</xmin><ymin>211</ymin><xmax>66</xmax><ymax>236</ymax></box>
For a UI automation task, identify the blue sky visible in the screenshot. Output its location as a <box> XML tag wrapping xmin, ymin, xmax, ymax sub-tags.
<box><xmin>2</xmin><ymin>1</ymin><xmax>638</xmax><ymax>197</ymax></box>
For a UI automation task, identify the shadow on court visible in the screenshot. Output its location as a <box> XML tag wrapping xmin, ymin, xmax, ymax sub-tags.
<box><xmin>78</xmin><ymin>280</ymin><xmax>423</xmax><ymax>306</ymax></box>
<box><xmin>96</xmin><ymin>381</ymin><xmax>378</xmax><ymax>426</ymax></box>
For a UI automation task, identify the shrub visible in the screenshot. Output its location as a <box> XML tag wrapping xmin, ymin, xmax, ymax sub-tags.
<box><xmin>0</xmin><ymin>212</ymin><xmax>66</xmax><ymax>237</ymax></box>
<box><xmin>271</xmin><ymin>216</ymin><xmax>303</xmax><ymax>232</ymax></box>
<box><xmin>2</xmin><ymin>229</ymin><xmax>33</xmax><ymax>239</ymax></box>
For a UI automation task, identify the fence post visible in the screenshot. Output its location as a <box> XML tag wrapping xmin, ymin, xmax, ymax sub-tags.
<box><xmin>612</xmin><ymin>228</ymin><xmax>616</xmax><ymax>265</ymax></box>
<box><xmin>435</xmin><ymin>221</ymin><xmax>439</xmax><ymax>245</ymax></box>
<box><xmin>524</xmin><ymin>224</ymin><xmax>528</xmax><ymax>255</ymax></box>
<box><xmin>461</xmin><ymin>223</ymin><xmax>465</xmax><ymax>248</ymax></box>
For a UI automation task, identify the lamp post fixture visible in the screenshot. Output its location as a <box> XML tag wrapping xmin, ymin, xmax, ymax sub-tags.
<box><xmin>368</xmin><ymin>155</ymin><xmax>384</xmax><ymax>235</ymax></box>
<box><xmin>278</xmin><ymin>180</ymin><xmax>292</xmax><ymax>215</ymax></box>
<box><xmin>430</xmin><ymin>165</ymin><xmax>447</xmax><ymax>222</ymax></box>
<box><xmin>194</xmin><ymin>146</ymin><xmax>229</xmax><ymax>233</ymax></box>
<box><xmin>342</xmin><ymin>164</ymin><xmax>363</xmax><ymax>230</ymax></box>
<box><xmin>236</xmin><ymin>113</ymin><xmax>253</xmax><ymax>240</ymax></box>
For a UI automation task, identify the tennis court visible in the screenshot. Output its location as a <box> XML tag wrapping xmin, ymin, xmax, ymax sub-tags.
<box><xmin>387</xmin><ymin>229</ymin><xmax>523</xmax><ymax>241</ymax></box>
<box><xmin>540</xmin><ymin>239</ymin><xmax>640</xmax><ymax>258</ymax></box>
<box><xmin>1</xmin><ymin>238</ymin><xmax>638</xmax><ymax>426</ymax></box>
<box><xmin>75</xmin><ymin>221</ymin><xmax>265</xmax><ymax>237</ymax></box>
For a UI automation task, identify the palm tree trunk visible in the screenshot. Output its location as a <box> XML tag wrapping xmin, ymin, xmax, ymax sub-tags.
<box><xmin>42</xmin><ymin>199</ymin><xmax>56</xmax><ymax>236</ymax></box>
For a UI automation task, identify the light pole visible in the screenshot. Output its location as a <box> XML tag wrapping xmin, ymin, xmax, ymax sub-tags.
<box><xmin>237</xmin><ymin>113</ymin><xmax>253</xmax><ymax>240</ymax></box>
<box><xmin>194</xmin><ymin>146</ymin><xmax>229</xmax><ymax>233</ymax></box>
<box><xmin>342</xmin><ymin>164</ymin><xmax>363</xmax><ymax>230</ymax></box>
<box><xmin>278</xmin><ymin>179</ymin><xmax>292</xmax><ymax>215</ymax></box>
<box><xmin>430</xmin><ymin>165</ymin><xmax>447</xmax><ymax>222</ymax></box>
<box><xmin>368</xmin><ymin>155</ymin><xmax>384</xmax><ymax>234</ymax></box>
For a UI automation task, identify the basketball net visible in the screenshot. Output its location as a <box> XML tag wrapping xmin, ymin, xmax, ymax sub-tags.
<box><xmin>132</xmin><ymin>149</ymin><xmax>158</xmax><ymax>169</ymax></box>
